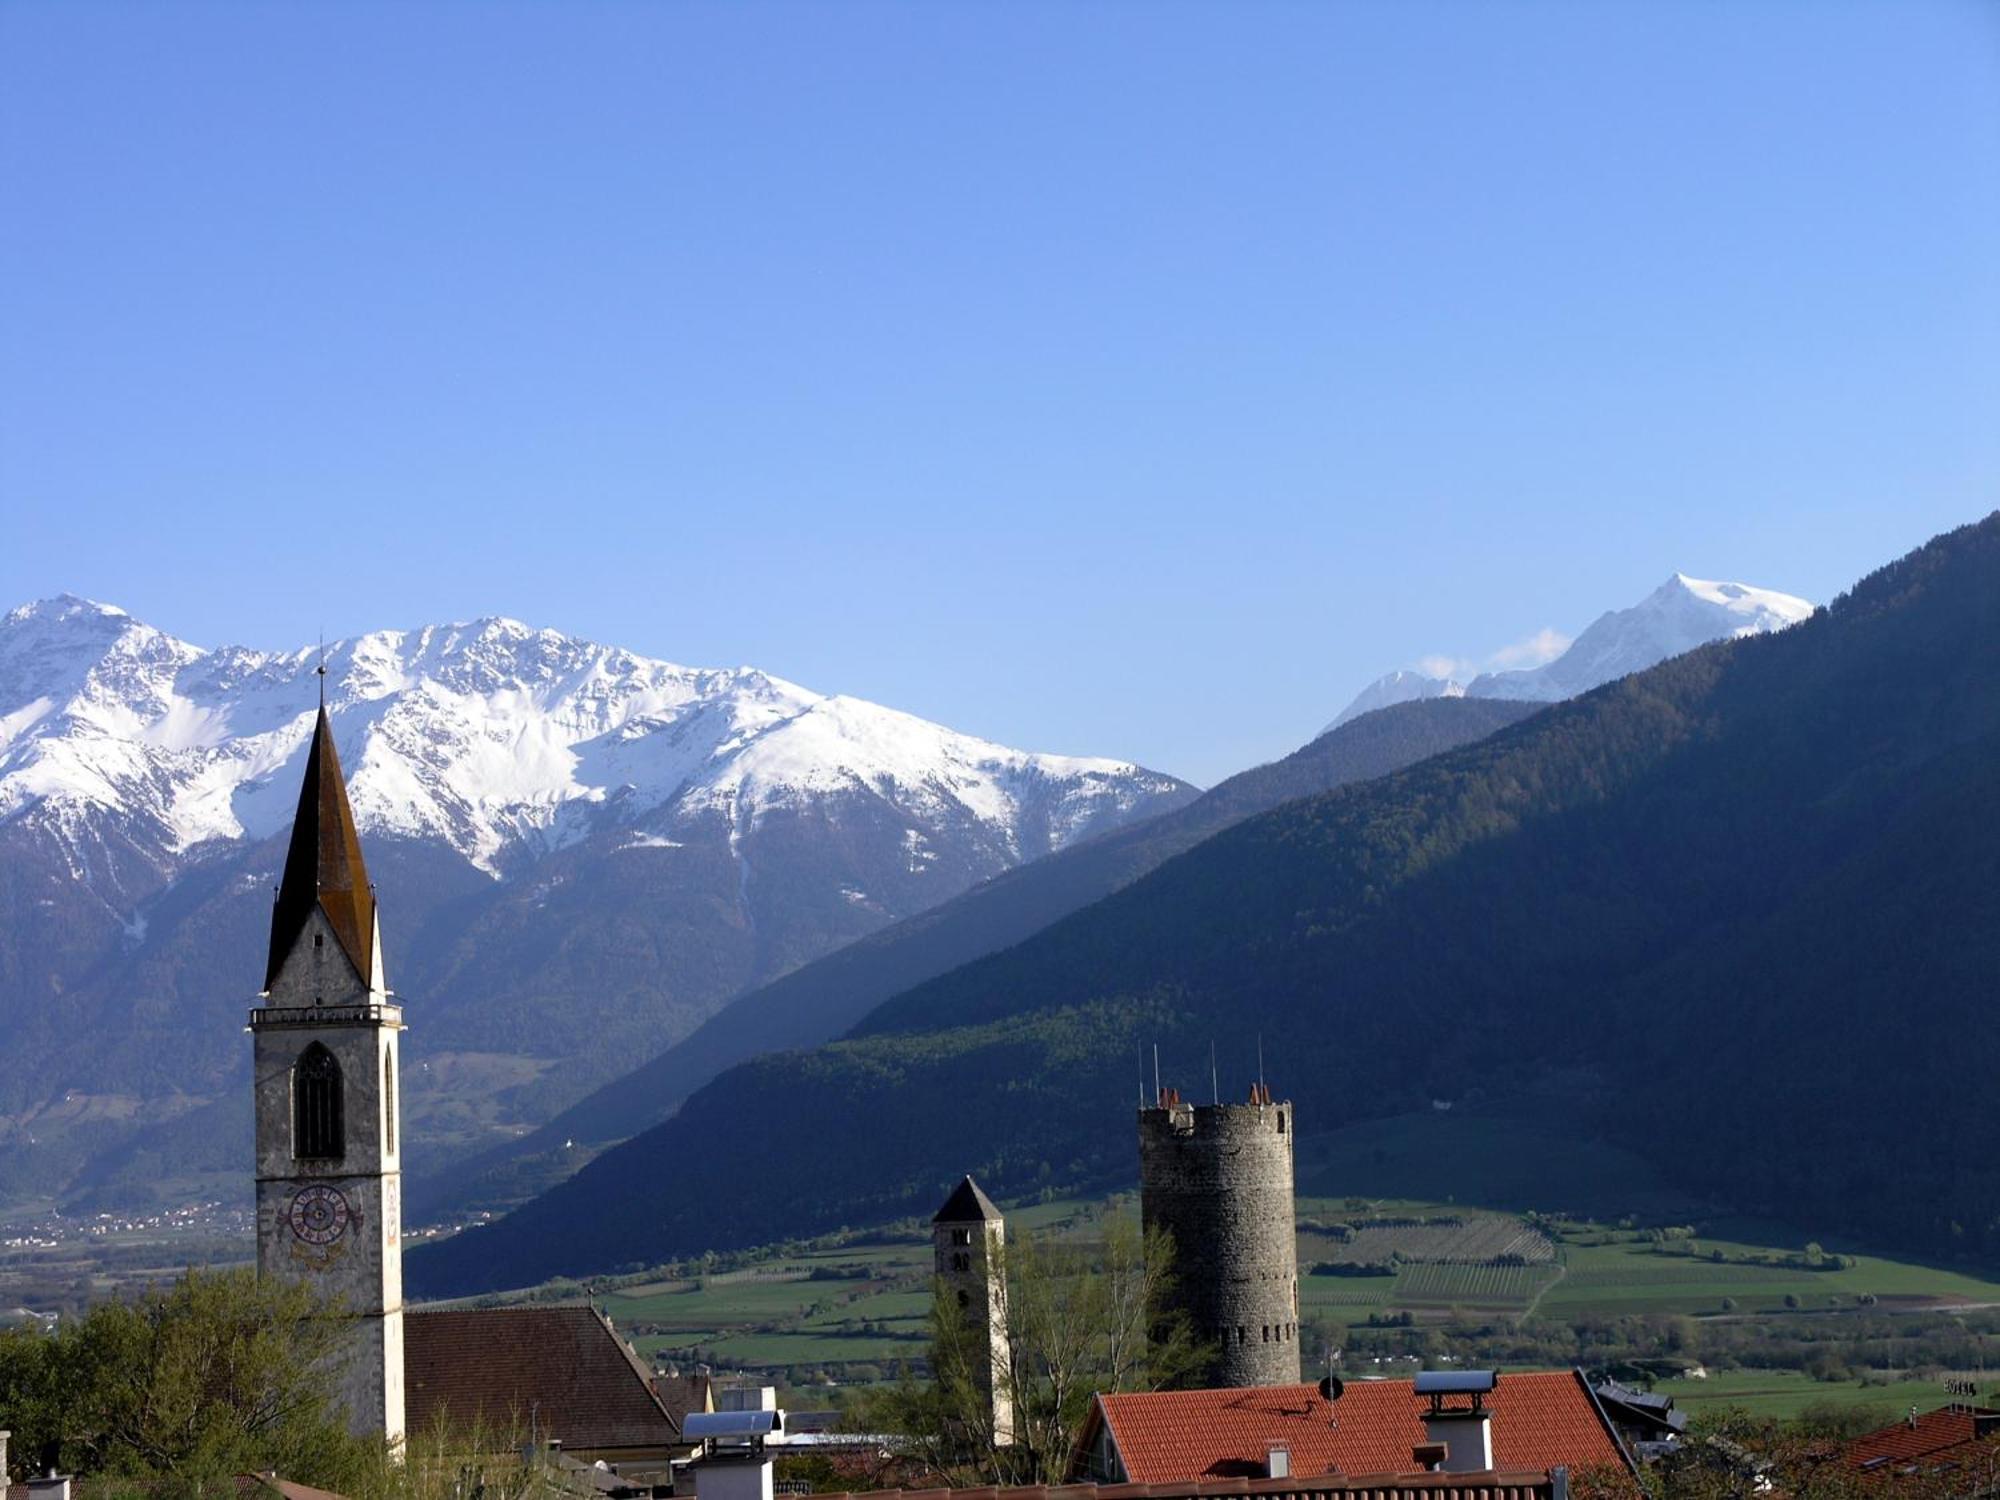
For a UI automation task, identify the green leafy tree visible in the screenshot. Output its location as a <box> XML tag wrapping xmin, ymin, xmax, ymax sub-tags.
<box><xmin>0</xmin><ymin>1268</ymin><xmax>365</xmax><ymax>1493</ymax></box>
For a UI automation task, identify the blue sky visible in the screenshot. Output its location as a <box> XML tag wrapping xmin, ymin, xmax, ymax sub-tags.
<box><xmin>3</xmin><ymin>2</ymin><xmax>1995</xmax><ymax>785</ymax></box>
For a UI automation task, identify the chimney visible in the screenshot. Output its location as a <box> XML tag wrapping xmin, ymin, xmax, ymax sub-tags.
<box><xmin>1265</xmin><ymin>1443</ymin><xmax>1291</xmax><ymax>1479</ymax></box>
<box><xmin>1422</xmin><ymin>1410</ymin><xmax>1494</xmax><ymax>1472</ymax></box>
<box><xmin>1415</xmin><ymin>1370</ymin><xmax>1499</xmax><ymax>1474</ymax></box>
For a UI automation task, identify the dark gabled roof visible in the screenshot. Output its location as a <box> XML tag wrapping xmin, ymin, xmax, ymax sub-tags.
<box><xmin>236</xmin><ymin>1476</ymin><xmax>353</xmax><ymax>1500</ymax></box>
<box><xmin>654</xmin><ymin>1372</ymin><xmax>714</xmax><ymax>1426</ymax></box>
<box><xmin>265</xmin><ymin>706</ymin><xmax>377</xmax><ymax>992</ymax></box>
<box><xmin>933</xmin><ymin>1176</ymin><xmax>1003</xmax><ymax>1224</ymax></box>
<box><xmin>405</xmin><ymin>1305</ymin><xmax>681</xmax><ymax>1452</ymax></box>
<box><xmin>1588</xmin><ymin>1379</ymin><xmax>1687</xmax><ymax>1434</ymax></box>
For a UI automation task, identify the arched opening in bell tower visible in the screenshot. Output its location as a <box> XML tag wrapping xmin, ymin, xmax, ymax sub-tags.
<box><xmin>294</xmin><ymin>1042</ymin><xmax>346</xmax><ymax>1160</ymax></box>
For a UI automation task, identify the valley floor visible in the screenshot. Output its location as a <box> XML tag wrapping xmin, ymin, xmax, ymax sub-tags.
<box><xmin>12</xmin><ymin>1110</ymin><xmax>1997</xmax><ymax>1436</ymax></box>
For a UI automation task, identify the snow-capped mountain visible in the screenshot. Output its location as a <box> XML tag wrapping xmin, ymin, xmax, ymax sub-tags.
<box><xmin>1327</xmin><ymin>669</ymin><xmax>1467</xmax><ymax>725</ymax></box>
<box><xmin>0</xmin><ymin>595</ymin><xmax>1189</xmax><ymax>881</ymax></box>
<box><xmin>0</xmin><ymin>596</ymin><xmax>1193</xmax><ymax>1212</ymax></box>
<box><xmin>1329</xmin><ymin>574</ymin><xmax>1814</xmax><ymax>729</ymax></box>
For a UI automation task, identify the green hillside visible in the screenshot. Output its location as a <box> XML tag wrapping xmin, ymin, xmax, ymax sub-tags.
<box><xmin>410</xmin><ymin>515</ymin><xmax>2000</xmax><ymax>1297</ymax></box>
<box><xmin>409</xmin><ymin>695</ymin><xmax>1540</xmax><ymax>1222</ymax></box>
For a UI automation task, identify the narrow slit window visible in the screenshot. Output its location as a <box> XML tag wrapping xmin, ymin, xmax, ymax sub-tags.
<box><xmin>384</xmin><ymin>1048</ymin><xmax>396</xmax><ymax>1155</ymax></box>
<box><xmin>294</xmin><ymin>1043</ymin><xmax>345</xmax><ymax>1160</ymax></box>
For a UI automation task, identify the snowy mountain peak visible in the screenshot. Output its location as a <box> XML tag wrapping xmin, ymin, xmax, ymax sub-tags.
<box><xmin>1329</xmin><ymin>572</ymin><xmax>1815</xmax><ymax>728</ymax></box>
<box><xmin>1655</xmin><ymin>573</ymin><xmax>1816</xmax><ymax>629</ymax></box>
<box><xmin>1326</xmin><ymin>669</ymin><xmax>1468</xmax><ymax>728</ymax></box>
<box><xmin>0</xmin><ymin>603</ymin><xmax>1191</xmax><ymax>880</ymax></box>
<box><xmin>6</xmin><ymin>592</ymin><xmax>131</xmax><ymax>625</ymax></box>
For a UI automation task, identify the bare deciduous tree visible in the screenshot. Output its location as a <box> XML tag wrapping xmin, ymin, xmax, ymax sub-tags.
<box><xmin>875</xmin><ymin>1212</ymin><xmax>1212</xmax><ymax>1485</ymax></box>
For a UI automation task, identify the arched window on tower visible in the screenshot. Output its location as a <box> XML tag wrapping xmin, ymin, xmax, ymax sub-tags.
<box><xmin>294</xmin><ymin>1043</ymin><xmax>345</xmax><ymax>1160</ymax></box>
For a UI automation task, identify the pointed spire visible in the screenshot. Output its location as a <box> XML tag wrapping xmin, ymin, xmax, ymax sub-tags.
<box><xmin>265</xmin><ymin>705</ymin><xmax>378</xmax><ymax>993</ymax></box>
<box><xmin>933</xmin><ymin>1175</ymin><xmax>1003</xmax><ymax>1224</ymax></box>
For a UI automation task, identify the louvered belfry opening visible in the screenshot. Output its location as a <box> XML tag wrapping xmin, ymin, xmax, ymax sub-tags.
<box><xmin>294</xmin><ymin>1042</ymin><xmax>346</xmax><ymax>1159</ymax></box>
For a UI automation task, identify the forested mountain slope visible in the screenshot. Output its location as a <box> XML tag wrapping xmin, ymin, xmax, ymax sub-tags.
<box><xmin>410</xmin><ymin>696</ymin><xmax>1541</xmax><ymax>1219</ymax></box>
<box><xmin>410</xmin><ymin>515</ymin><xmax>2000</xmax><ymax>1296</ymax></box>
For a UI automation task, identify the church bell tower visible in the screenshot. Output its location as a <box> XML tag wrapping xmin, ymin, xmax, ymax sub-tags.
<box><xmin>251</xmin><ymin>698</ymin><xmax>405</xmax><ymax>1443</ymax></box>
<box><xmin>933</xmin><ymin>1176</ymin><xmax>1014</xmax><ymax>1447</ymax></box>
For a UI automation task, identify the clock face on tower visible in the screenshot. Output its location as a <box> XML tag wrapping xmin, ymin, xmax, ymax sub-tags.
<box><xmin>287</xmin><ymin>1184</ymin><xmax>353</xmax><ymax>1248</ymax></box>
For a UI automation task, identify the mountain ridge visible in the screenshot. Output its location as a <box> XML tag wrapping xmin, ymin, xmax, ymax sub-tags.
<box><xmin>1</xmin><ymin>596</ymin><xmax>1190</xmax><ymax>877</ymax></box>
<box><xmin>0</xmin><ymin>598</ymin><xmax>1194</xmax><ymax>1210</ymax></box>
<box><xmin>407</xmin><ymin>515</ymin><xmax>1999</xmax><ymax>1296</ymax></box>
<box><xmin>406</xmin><ymin>693</ymin><xmax>1543</xmax><ymax>1221</ymax></box>
<box><xmin>1327</xmin><ymin>572</ymin><xmax>1813</xmax><ymax>728</ymax></box>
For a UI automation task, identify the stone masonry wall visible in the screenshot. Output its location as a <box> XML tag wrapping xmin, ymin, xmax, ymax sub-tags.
<box><xmin>1139</xmin><ymin>1098</ymin><xmax>1300</xmax><ymax>1388</ymax></box>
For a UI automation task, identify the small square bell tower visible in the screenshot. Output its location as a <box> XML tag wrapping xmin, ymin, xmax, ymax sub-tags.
<box><xmin>932</xmin><ymin>1176</ymin><xmax>1013</xmax><ymax>1447</ymax></box>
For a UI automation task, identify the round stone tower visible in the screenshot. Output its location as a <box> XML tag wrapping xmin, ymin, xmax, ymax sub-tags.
<box><xmin>1138</xmin><ymin>1084</ymin><xmax>1299</xmax><ymax>1388</ymax></box>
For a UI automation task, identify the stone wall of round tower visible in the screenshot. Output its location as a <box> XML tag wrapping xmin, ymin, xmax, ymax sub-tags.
<box><xmin>1138</xmin><ymin>1098</ymin><xmax>1300</xmax><ymax>1388</ymax></box>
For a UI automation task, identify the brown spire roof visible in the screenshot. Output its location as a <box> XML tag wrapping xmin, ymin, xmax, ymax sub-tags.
<box><xmin>265</xmin><ymin>706</ymin><xmax>377</xmax><ymax>992</ymax></box>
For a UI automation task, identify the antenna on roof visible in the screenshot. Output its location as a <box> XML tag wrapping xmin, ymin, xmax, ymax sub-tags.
<box><xmin>1211</xmin><ymin>1040</ymin><xmax>1219</xmax><ymax>1105</ymax></box>
<box><xmin>1258</xmin><ymin>1033</ymin><xmax>1266</xmax><ymax>1094</ymax></box>
<box><xmin>1139</xmin><ymin>1044</ymin><xmax>1146</xmax><ymax>1109</ymax></box>
<box><xmin>316</xmin><ymin>629</ymin><xmax>327</xmax><ymax>706</ymax></box>
<box><xmin>1152</xmin><ymin>1043</ymin><xmax>1160</xmax><ymax>1107</ymax></box>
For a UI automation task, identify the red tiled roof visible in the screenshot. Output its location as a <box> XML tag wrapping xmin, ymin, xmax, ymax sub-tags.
<box><xmin>820</xmin><ymin>1477</ymin><xmax>1562</xmax><ymax>1500</ymax></box>
<box><xmin>405</xmin><ymin>1305</ymin><xmax>680</xmax><ymax>1452</ymax></box>
<box><xmin>1847</xmin><ymin>1406</ymin><xmax>2000</xmax><ymax>1474</ymax></box>
<box><xmin>1089</xmin><ymin>1373</ymin><xmax>1629</xmax><ymax>1483</ymax></box>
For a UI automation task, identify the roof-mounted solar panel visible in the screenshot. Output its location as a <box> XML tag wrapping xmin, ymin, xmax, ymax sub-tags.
<box><xmin>684</xmin><ymin>1410</ymin><xmax>785</xmax><ymax>1438</ymax></box>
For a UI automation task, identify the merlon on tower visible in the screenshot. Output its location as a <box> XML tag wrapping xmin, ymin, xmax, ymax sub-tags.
<box><xmin>266</xmin><ymin>705</ymin><xmax>379</xmax><ymax>994</ymax></box>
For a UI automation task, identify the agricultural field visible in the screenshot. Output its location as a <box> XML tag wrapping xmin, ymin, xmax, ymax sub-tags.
<box><xmin>1391</xmin><ymin>1260</ymin><xmax>1563</xmax><ymax>1310</ymax></box>
<box><xmin>1537</xmin><ymin>1227</ymin><xmax>2000</xmax><ymax>1320</ymax></box>
<box><xmin>1300</xmin><ymin>1211</ymin><xmax>1556</xmax><ymax>1267</ymax></box>
<box><xmin>595</xmin><ymin>1197</ymin><xmax>1106</xmax><ymax>1372</ymax></box>
<box><xmin>1649</xmin><ymin>1369</ymin><xmax>1983</xmax><ymax>1424</ymax></box>
<box><xmin>453</xmin><ymin>1115</ymin><xmax>2000</xmax><ymax>1398</ymax></box>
